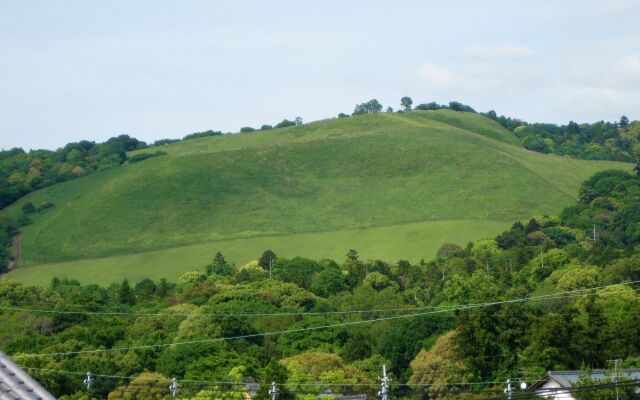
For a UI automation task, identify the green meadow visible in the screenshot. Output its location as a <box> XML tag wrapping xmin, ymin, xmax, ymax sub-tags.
<box><xmin>8</xmin><ymin>219</ymin><xmax>508</xmax><ymax>286</ymax></box>
<box><xmin>3</xmin><ymin>110</ymin><xmax>632</xmax><ymax>283</ymax></box>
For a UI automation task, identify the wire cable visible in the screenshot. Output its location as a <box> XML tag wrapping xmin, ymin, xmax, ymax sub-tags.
<box><xmin>20</xmin><ymin>366</ymin><xmax>528</xmax><ymax>388</ymax></box>
<box><xmin>11</xmin><ymin>283</ymin><xmax>638</xmax><ymax>359</ymax></box>
<box><xmin>1</xmin><ymin>280</ymin><xmax>636</xmax><ymax>318</ymax></box>
<box><xmin>22</xmin><ymin>372</ymin><xmax>638</xmax><ymax>399</ymax></box>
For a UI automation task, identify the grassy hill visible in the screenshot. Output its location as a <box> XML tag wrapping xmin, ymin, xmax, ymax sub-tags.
<box><xmin>3</xmin><ymin>110</ymin><xmax>632</xmax><ymax>285</ymax></box>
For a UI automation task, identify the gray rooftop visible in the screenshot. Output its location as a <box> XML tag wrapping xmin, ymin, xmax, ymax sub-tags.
<box><xmin>532</xmin><ymin>369</ymin><xmax>640</xmax><ymax>389</ymax></box>
<box><xmin>0</xmin><ymin>351</ymin><xmax>56</xmax><ymax>400</ymax></box>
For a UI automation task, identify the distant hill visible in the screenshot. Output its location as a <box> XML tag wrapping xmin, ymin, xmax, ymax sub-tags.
<box><xmin>3</xmin><ymin>110</ymin><xmax>632</xmax><ymax>284</ymax></box>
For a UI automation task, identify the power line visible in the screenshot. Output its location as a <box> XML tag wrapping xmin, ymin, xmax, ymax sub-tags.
<box><xmin>19</xmin><ymin>366</ymin><xmax>516</xmax><ymax>392</ymax></box>
<box><xmin>14</xmin><ymin>287</ymin><xmax>636</xmax><ymax>360</ymax></box>
<box><xmin>0</xmin><ymin>303</ymin><xmax>452</xmax><ymax>317</ymax></box>
<box><xmin>20</xmin><ymin>366</ymin><xmax>539</xmax><ymax>387</ymax></box>
<box><xmin>9</xmin><ymin>368</ymin><xmax>530</xmax><ymax>391</ymax></box>
<box><xmin>21</xmin><ymin>367</ymin><xmax>640</xmax><ymax>399</ymax></box>
<box><xmin>11</xmin><ymin>284</ymin><xmax>638</xmax><ymax>359</ymax></box>
<box><xmin>2</xmin><ymin>281</ymin><xmax>637</xmax><ymax>318</ymax></box>
<box><xmin>20</xmin><ymin>367</ymin><xmax>253</xmax><ymax>385</ymax></box>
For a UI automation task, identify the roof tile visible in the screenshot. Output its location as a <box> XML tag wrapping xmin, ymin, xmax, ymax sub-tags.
<box><xmin>0</xmin><ymin>351</ymin><xmax>56</xmax><ymax>400</ymax></box>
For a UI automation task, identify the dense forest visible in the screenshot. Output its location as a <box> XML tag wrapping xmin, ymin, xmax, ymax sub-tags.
<box><xmin>0</xmin><ymin>135</ymin><xmax>147</xmax><ymax>210</ymax></box>
<box><xmin>501</xmin><ymin>116</ymin><xmax>640</xmax><ymax>162</ymax></box>
<box><xmin>407</xmin><ymin>100</ymin><xmax>640</xmax><ymax>162</ymax></box>
<box><xmin>1</xmin><ymin>169</ymin><xmax>640</xmax><ymax>399</ymax></box>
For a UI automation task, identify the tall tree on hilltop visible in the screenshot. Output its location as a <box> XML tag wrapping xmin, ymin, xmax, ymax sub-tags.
<box><xmin>620</xmin><ymin>115</ymin><xmax>630</xmax><ymax>129</ymax></box>
<box><xmin>353</xmin><ymin>99</ymin><xmax>383</xmax><ymax>115</ymax></box>
<box><xmin>400</xmin><ymin>96</ymin><xmax>413</xmax><ymax>112</ymax></box>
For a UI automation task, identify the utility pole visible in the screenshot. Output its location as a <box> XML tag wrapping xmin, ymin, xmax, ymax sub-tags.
<box><xmin>269</xmin><ymin>382</ymin><xmax>278</xmax><ymax>400</ymax></box>
<box><xmin>169</xmin><ymin>378</ymin><xmax>178</xmax><ymax>398</ymax></box>
<box><xmin>593</xmin><ymin>224</ymin><xmax>597</xmax><ymax>242</ymax></box>
<box><xmin>504</xmin><ymin>379</ymin><xmax>513</xmax><ymax>400</ymax></box>
<box><xmin>378</xmin><ymin>364</ymin><xmax>390</xmax><ymax>400</ymax></box>
<box><xmin>268</xmin><ymin>255</ymin><xmax>273</xmax><ymax>279</ymax></box>
<box><xmin>608</xmin><ymin>359</ymin><xmax>622</xmax><ymax>400</ymax></box>
<box><xmin>83</xmin><ymin>372</ymin><xmax>93</xmax><ymax>390</ymax></box>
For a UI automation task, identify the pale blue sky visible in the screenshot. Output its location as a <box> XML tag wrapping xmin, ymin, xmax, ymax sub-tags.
<box><xmin>1</xmin><ymin>0</ymin><xmax>639</xmax><ymax>150</ymax></box>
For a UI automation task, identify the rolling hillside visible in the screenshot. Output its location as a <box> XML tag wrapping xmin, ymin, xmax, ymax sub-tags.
<box><xmin>3</xmin><ymin>110</ymin><xmax>632</xmax><ymax>284</ymax></box>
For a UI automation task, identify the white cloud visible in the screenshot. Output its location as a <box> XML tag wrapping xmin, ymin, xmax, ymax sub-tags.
<box><xmin>463</xmin><ymin>44</ymin><xmax>535</xmax><ymax>61</ymax></box>
<box><xmin>411</xmin><ymin>44</ymin><xmax>639</xmax><ymax>123</ymax></box>
<box><xmin>555</xmin><ymin>85</ymin><xmax>640</xmax><ymax>122</ymax></box>
<box><xmin>611</xmin><ymin>54</ymin><xmax>640</xmax><ymax>88</ymax></box>
<box><xmin>410</xmin><ymin>44</ymin><xmax>539</xmax><ymax>108</ymax></box>
<box><xmin>563</xmin><ymin>53</ymin><xmax>640</xmax><ymax>90</ymax></box>
<box><xmin>415</xmin><ymin>63</ymin><xmax>498</xmax><ymax>94</ymax></box>
<box><xmin>549</xmin><ymin>53</ymin><xmax>640</xmax><ymax>121</ymax></box>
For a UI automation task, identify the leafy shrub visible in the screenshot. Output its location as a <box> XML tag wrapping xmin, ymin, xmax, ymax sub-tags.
<box><xmin>153</xmin><ymin>138</ymin><xmax>180</xmax><ymax>146</ymax></box>
<box><xmin>275</xmin><ymin>119</ymin><xmax>296</xmax><ymax>129</ymax></box>
<box><xmin>448</xmin><ymin>101</ymin><xmax>476</xmax><ymax>112</ymax></box>
<box><xmin>414</xmin><ymin>102</ymin><xmax>443</xmax><ymax>111</ymax></box>
<box><xmin>21</xmin><ymin>202</ymin><xmax>35</xmax><ymax>214</ymax></box>
<box><xmin>128</xmin><ymin>151</ymin><xmax>167</xmax><ymax>163</ymax></box>
<box><xmin>16</xmin><ymin>214</ymin><xmax>31</xmax><ymax>226</ymax></box>
<box><xmin>177</xmin><ymin>271</ymin><xmax>207</xmax><ymax>286</ymax></box>
<box><xmin>183</xmin><ymin>130</ymin><xmax>222</xmax><ymax>140</ymax></box>
<box><xmin>37</xmin><ymin>202</ymin><xmax>55</xmax><ymax>212</ymax></box>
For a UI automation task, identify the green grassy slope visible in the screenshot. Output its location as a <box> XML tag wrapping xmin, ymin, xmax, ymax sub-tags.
<box><xmin>3</xmin><ymin>110</ymin><xmax>632</xmax><ymax>284</ymax></box>
<box><xmin>8</xmin><ymin>219</ymin><xmax>508</xmax><ymax>286</ymax></box>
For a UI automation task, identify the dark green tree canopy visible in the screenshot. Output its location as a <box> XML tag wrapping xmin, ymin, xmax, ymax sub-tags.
<box><xmin>353</xmin><ymin>99</ymin><xmax>383</xmax><ymax>115</ymax></box>
<box><xmin>400</xmin><ymin>96</ymin><xmax>413</xmax><ymax>112</ymax></box>
<box><xmin>258</xmin><ymin>249</ymin><xmax>277</xmax><ymax>271</ymax></box>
